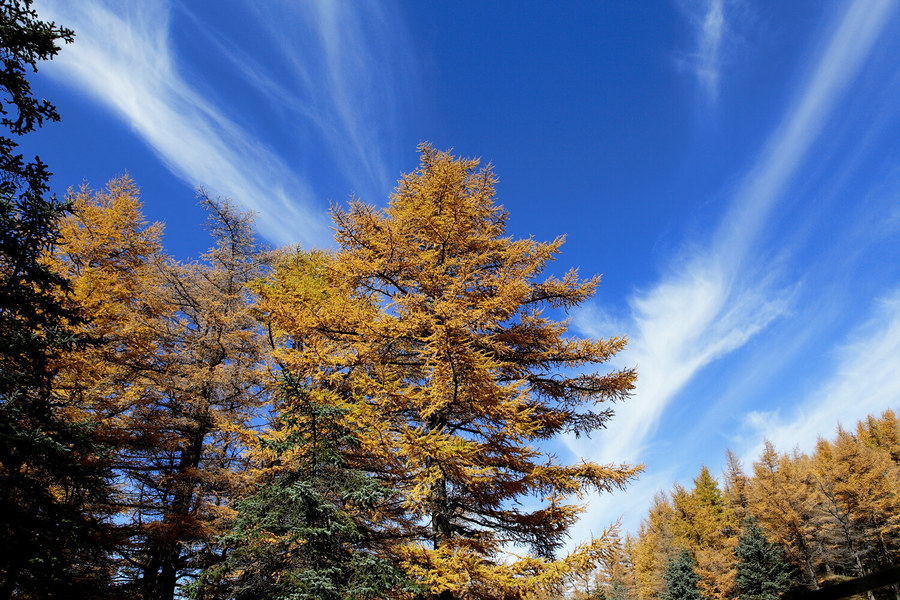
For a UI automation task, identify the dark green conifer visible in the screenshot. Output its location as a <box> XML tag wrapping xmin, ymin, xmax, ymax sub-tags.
<box><xmin>196</xmin><ymin>374</ymin><xmax>409</xmax><ymax>600</ymax></box>
<box><xmin>660</xmin><ymin>549</ymin><xmax>705</xmax><ymax>600</ymax></box>
<box><xmin>0</xmin><ymin>3</ymin><xmax>114</xmax><ymax>598</ymax></box>
<box><xmin>735</xmin><ymin>518</ymin><xmax>797</xmax><ymax>600</ymax></box>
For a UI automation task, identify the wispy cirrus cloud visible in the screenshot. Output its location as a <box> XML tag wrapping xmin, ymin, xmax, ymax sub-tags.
<box><xmin>574</xmin><ymin>257</ymin><xmax>790</xmax><ymax>469</ymax></box>
<box><xmin>740</xmin><ymin>289</ymin><xmax>900</xmax><ymax>463</ymax></box>
<box><xmin>716</xmin><ymin>0</ymin><xmax>895</xmax><ymax>260</ymax></box>
<box><xmin>36</xmin><ymin>0</ymin><xmax>415</xmax><ymax>246</ymax></box>
<box><xmin>568</xmin><ymin>0</ymin><xmax>895</xmax><ymax>531</ymax></box>
<box><xmin>237</xmin><ymin>1</ymin><xmax>417</xmax><ymax>204</ymax></box>
<box><xmin>677</xmin><ymin>0</ymin><xmax>728</xmax><ymax>102</ymax></box>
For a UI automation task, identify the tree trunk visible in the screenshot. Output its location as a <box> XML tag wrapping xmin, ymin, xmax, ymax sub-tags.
<box><xmin>431</xmin><ymin>474</ymin><xmax>452</xmax><ymax>549</ymax></box>
<box><xmin>140</xmin><ymin>414</ymin><xmax>208</xmax><ymax>600</ymax></box>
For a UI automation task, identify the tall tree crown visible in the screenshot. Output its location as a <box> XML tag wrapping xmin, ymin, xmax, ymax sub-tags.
<box><xmin>258</xmin><ymin>144</ymin><xmax>640</xmax><ymax>598</ymax></box>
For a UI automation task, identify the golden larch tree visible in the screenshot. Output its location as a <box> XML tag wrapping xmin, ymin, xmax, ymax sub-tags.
<box><xmin>50</xmin><ymin>177</ymin><xmax>167</xmax><ymax>458</ymax></box>
<box><xmin>746</xmin><ymin>444</ymin><xmax>824</xmax><ymax>589</ymax></box>
<box><xmin>572</xmin><ymin>527</ymin><xmax>636</xmax><ymax>600</ymax></box>
<box><xmin>723</xmin><ymin>449</ymin><xmax>750</xmax><ymax>526</ymax></box>
<box><xmin>813</xmin><ymin>427</ymin><xmax>900</xmax><ymax>580</ymax></box>
<box><xmin>670</xmin><ymin>467</ymin><xmax>738</xmax><ymax>600</ymax></box>
<box><xmin>51</xmin><ymin>182</ymin><xmax>274</xmax><ymax>600</ymax></box>
<box><xmin>856</xmin><ymin>409</ymin><xmax>900</xmax><ymax>465</ymax></box>
<box><xmin>630</xmin><ymin>493</ymin><xmax>678</xmax><ymax>600</ymax></box>
<box><xmin>256</xmin><ymin>144</ymin><xmax>640</xmax><ymax>599</ymax></box>
<box><xmin>47</xmin><ymin>177</ymin><xmax>169</xmax><ymax>591</ymax></box>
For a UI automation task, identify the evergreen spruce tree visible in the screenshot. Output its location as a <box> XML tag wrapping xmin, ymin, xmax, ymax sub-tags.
<box><xmin>0</xmin><ymin>2</ymin><xmax>115</xmax><ymax>598</ymax></box>
<box><xmin>660</xmin><ymin>550</ymin><xmax>705</xmax><ymax>600</ymax></box>
<box><xmin>735</xmin><ymin>519</ymin><xmax>797</xmax><ymax>600</ymax></box>
<box><xmin>197</xmin><ymin>372</ymin><xmax>409</xmax><ymax>600</ymax></box>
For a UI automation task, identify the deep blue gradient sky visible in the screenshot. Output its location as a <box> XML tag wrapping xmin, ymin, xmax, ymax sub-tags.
<box><xmin>26</xmin><ymin>0</ymin><xmax>900</xmax><ymax>541</ymax></box>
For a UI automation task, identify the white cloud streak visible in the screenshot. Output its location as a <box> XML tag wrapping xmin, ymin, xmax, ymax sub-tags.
<box><xmin>568</xmin><ymin>0</ymin><xmax>895</xmax><ymax>533</ymax></box>
<box><xmin>698</xmin><ymin>0</ymin><xmax>725</xmax><ymax>100</ymax></box>
<box><xmin>716</xmin><ymin>0</ymin><xmax>894</xmax><ymax>262</ymax></box>
<box><xmin>679</xmin><ymin>0</ymin><xmax>727</xmax><ymax>102</ymax></box>
<box><xmin>741</xmin><ymin>289</ymin><xmax>900</xmax><ymax>462</ymax></box>
<box><xmin>242</xmin><ymin>1</ymin><xmax>413</xmax><ymax>202</ymax></box>
<box><xmin>36</xmin><ymin>0</ymin><xmax>413</xmax><ymax>247</ymax></box>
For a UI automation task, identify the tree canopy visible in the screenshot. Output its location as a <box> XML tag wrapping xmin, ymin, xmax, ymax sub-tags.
<box><xmin>255</xmin><ymin>144</ymin><xmax>641</xmax><ymax>599</ymax></box>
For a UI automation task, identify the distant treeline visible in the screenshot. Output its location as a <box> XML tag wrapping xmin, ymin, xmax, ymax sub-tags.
<box><xmin>568</xmin><ymin>411</ymin><xmax>900</xmax><ymax>600</ymax></box>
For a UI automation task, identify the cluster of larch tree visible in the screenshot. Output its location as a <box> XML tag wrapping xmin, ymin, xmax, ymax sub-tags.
<box><xmin>46</xmin><ymin>181</ymin><xmax>275</xmax><ymax>599</ymax></box>
<box><xmin>0</xmin><ymin>4</ymin><xmax>642</xmax><ymax>598</ymax></box>
<box><xmin>3</xmin><ymin>156</ymin><xmax>641</xmax><ymax>600</ymax></box>
<box><xmin>565</xmin><ymin>410</ymin><xmax>900</xmax><ymax>600</ymax></box>
<box><xmin>5</xmin><ymin>5</ymin><xmax>898</xmax><ymax>600</ymax></box>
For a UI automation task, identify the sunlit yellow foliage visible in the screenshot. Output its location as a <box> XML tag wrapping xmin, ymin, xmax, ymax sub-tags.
<box><xmin>48</xmin><ymin>176</ymin><xmax>166</xmax><ymax>428</ymax></box>
<box><xmin>256</xmin><ymin>144</ymin><xmax>640</xmax><ymax>598</ymax></box>
<box><xmin>670</xmin><ymin>467</ymin><xmax>738</xmax><ymax>600</ymax></box>
<box><xmin>631</xmin><ymin>468</ymin><xmax>738</xmax><ymax>600</ymax></box>
<box><xmin>856</xmin><ymin>409</ymin><xmax>900</xmax><ymax>464</ymax></box>
<box><xmin>630</xmin><ymin>493</ymin><xmax>677</xmax><ymax>600</ymax></box>
<box><xmin>745</xmin><ymin>443</ymin><xmax>824</xmax><ymax>589</ymax></box>
<box><xmin>631</xmin><ymin>412</ymin><xmax>900</xmax><ymax>600</ymax></box>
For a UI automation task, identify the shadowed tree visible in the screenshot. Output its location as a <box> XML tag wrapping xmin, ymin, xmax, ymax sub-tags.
<box><xmin>811</xmin><ymin>427</ymin><xmax>900</xmax><ymax>598</ymax></box>
<box><xmin>48</xmin><ymin>178</ymin><xmax>168</xmax><ymax>597</ymax></box>
<box><xmin>0</xmin><ymin>2</ymin><xmax>116</xmax><ymax>597</ymax></box>
<box><xmin>196</xmin><ymin>373</ymin><xmax>410</xmax><ymax>600</ymax></box>
<box><xmin>51</xmin><ymin>185</ymin><xmax>274</xmax><ymax>599</ymax></box>
<box><xmin>124</xmin><ymin>196</ymin><xmax>274</xmax><ymax>600</ymax></box>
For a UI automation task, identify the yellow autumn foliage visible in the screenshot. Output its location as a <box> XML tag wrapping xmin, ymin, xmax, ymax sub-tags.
<box><xmin>256</xmin><ymin>144</ymin><xmax>641</xmax><ymax>598</ymax></box>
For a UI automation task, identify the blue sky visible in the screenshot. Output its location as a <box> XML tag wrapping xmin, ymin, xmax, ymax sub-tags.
<box><xmin>26</xmin><ymin>0</ymin><xmax>900</xmax><ymax>543</ymax></box>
